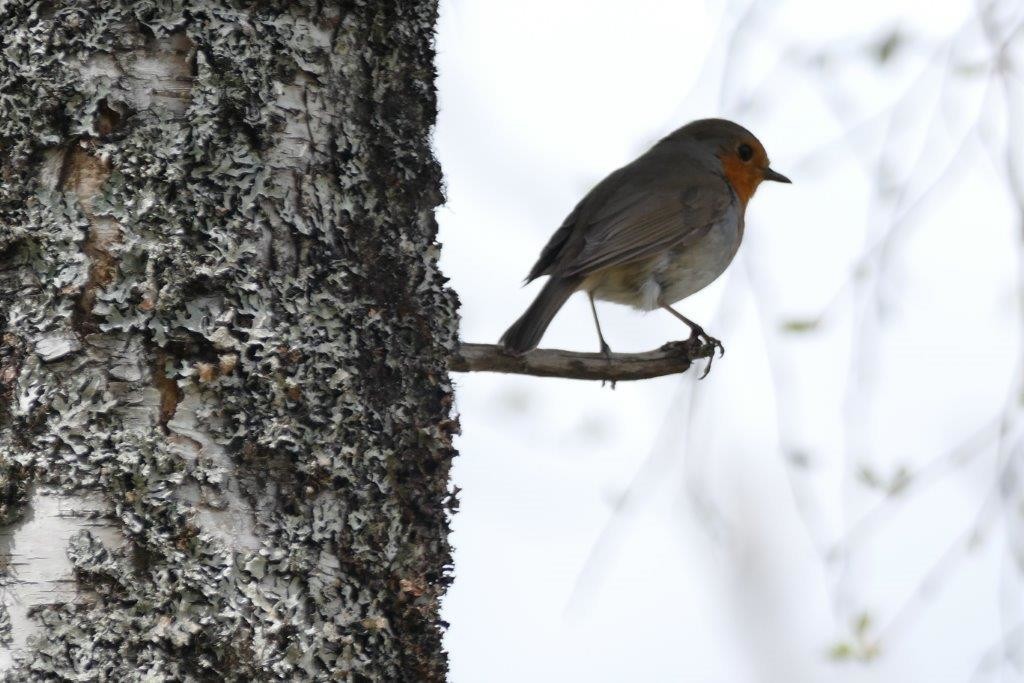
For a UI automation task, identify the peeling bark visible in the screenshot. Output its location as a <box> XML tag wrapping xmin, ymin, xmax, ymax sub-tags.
<box><xmin>0</xmin><ymin>2</ymin><xmax>455</xmax><ymax>680</ymax></box>
<box><xmin>63</xmin><ymin>146</ymin><xmax>119</xmax><ymax>336</ymax></box>
<box><xmin>151</xmin><ymin>348</ymin><xmax>181</xmax><ymax>429</ymax></box>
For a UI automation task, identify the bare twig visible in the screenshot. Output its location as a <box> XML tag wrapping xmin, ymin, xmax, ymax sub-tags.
<box><xmin>449</xmin><ymin>339</ymin><xmax>716</xmax><ymax>381</ymax></box>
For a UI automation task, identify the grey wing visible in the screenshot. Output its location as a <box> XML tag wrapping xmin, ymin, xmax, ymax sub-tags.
<box><xmin>524</xmin><ymin>204</ymin><xmax>580</xmax><ymax>282</ymax></box>
<box><xmin>558</xmin><ymin>176</ymin><xmax>733</xmax><ymax>278</ymax></box>
<box><xmin>524</xmin><ymin>165</ymin><xmax>632</xmax><ymax>282</ymax></box>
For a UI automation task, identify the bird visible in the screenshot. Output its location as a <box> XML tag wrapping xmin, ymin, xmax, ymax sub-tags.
<box><xmin>499</xmin><ymin>118</ymin><xmax>790</xmax><ymax>373</ymax></box>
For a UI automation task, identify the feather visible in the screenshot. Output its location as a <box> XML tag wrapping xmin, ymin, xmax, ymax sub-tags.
<box><xmin>560</xmin><ymin>176</ymin><xmax>731</xmax><ymax>278</ymax></box>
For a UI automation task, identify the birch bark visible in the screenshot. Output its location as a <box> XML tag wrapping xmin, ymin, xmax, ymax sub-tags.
<box><xmin>0</xmin><ymin>2</ymin><xmax>457</xmax><ymax>680</ymax></box>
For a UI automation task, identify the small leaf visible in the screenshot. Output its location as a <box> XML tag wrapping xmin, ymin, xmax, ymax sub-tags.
<box><xmin>954</xmin><ymin>61</ymin><xmax>988</xmax><ymax>76</ymax></box>
<box><xmin>888</xmin><ymin>467</ymin><xmax>912</xmax><ymax>495</ymax></box>
<box><xmin>854</xmin><ymin>612</ymin><xmax>872</xmax><ymax>636</ymax></box>
<box><xmin>858</xmin><ymin>465</ymin><xmax>882</xmax><ymax>489</ymax></box>
<box><xmin>828</xmin><ymin>642</ymin><xmax>853</xmax><ymax>661</ymax></box>
<box><xmin>787</xmin><ymin>450</ymin><xmax>812</xmax><ymax>468</ymax></box>
<box><xmin>873</xmin><ymin>29</ymin><xmax>903</xmax><ymax>64</ymax></box>
<box><xmin>780</xmin><ymin>318</ymin><xmax>820</xmax><ymax>333</ymax></box>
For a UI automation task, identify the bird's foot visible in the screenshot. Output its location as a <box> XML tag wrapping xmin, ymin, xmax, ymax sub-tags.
<box><xmin>691</xmin><ymin>329</ymin><xmax>724</xmax><ymax>358</ymax></box>
<box><xmin>686</xmin><ymin>326</ymin><xmax>724</xmax><ymax>379</ymax></box>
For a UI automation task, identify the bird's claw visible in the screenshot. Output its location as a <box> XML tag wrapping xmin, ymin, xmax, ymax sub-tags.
<box><xmin>687</xmin><ymin>327</ymin><xmax>724</xmax><ymax>379</ymax></box>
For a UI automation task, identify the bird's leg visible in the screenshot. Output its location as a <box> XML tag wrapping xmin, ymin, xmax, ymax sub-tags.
<box><xmin>589</xmin><ymin>293</ymin><xmax>617</xmax><ymax>389</ymax></box>
<box><xmin>589</xmin><ymin>293</ymin><xmax>613</xmax><ymax>359</ymax></box>
<box><xmin>660</xmin><ymin>304</ymin><xmax>724</xmax><ymax>378</ymax></box>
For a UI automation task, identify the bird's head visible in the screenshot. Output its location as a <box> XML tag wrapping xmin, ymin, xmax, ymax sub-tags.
<box><xmin>679</xmin><ymin>118</ymin><xmax>791</xmax><ymax>205</ymax></box>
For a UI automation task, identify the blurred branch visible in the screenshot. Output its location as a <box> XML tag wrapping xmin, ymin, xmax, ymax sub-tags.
<box><xmin>449</xmin><ymin>340</ymin><xmax>715</xmax><ymax>381</ymax></box>
<box><xmin>835</xmin><ymin>418</ymin><xmax>1003</xmax><ymax>555</ymax></box>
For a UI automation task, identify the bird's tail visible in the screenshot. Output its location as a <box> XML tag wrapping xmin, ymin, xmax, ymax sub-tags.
<box><xmin>500</xmin><ymin>277</ymin><xmax>578</xmax><ymax>353</ymax></box>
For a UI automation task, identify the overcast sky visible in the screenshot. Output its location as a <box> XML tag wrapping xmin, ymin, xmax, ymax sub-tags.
<box><xmin>435</xmin><ymin>1</ymin><xmax>1023</xmax><ymax>681</ymax></box>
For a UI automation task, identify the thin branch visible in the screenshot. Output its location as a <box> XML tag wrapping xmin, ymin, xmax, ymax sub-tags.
<box><xmin>449</xmin><ymin>339</ymin><xmax>716</xmax><ymax>381</ymax></box>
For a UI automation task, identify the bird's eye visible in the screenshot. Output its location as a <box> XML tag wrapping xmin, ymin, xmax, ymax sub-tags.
<box><xmin>738</xmin><ymin>144</ymin><xmax>754</xmax><ymax>162</ymax></box>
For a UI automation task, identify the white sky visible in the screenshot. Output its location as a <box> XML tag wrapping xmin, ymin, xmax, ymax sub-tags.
<box><xmin>435</xmin><ymin>1</ymin><xmax>1023</xmax><ymax>681</ymax></box>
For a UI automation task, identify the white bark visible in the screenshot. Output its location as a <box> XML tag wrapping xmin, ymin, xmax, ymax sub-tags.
<box><xmin>0</xmin><ymin>489</ymin><xmax>123</xmax><ymax>672</ymax></box>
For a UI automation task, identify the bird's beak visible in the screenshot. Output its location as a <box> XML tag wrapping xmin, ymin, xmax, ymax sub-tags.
<box><xmin>763</xmin><ymin>167</ymin><xmax>791</xmax><ymax>183</ymax></box>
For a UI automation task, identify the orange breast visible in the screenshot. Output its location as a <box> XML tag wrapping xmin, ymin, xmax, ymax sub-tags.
<box><xmin>719</xmin><ymin>155</ymin><xmax>761</xmax><ymax>206</ymax></box>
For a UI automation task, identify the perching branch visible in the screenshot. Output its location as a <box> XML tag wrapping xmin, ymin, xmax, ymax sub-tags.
<box><xmin>449</xmin><ymin>339</ymin><xmax>718</xmax><ymax>381</ymax></box>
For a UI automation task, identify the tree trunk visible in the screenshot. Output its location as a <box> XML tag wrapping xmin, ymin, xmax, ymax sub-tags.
<box><xmin>0</xmin><ymin>2</ymin><xmax>457</xmax><ymax>680</ymax></box>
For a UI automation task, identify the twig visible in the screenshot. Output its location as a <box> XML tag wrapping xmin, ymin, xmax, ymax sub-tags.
<box><xmin>448</xmin><ymin>339</ymin><xmax>716</xmax><ymax>381</ymax></box>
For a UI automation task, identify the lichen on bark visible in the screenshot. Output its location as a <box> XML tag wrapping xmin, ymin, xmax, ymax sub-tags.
<box><xmin>0</xmin><ymin>1</ymin><xmax>457</xmax><ymax>680</ymax></box>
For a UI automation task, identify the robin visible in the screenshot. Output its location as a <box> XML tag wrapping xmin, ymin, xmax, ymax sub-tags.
<box><xmin>499</xmin><ymin>118</ymin><xmax>790</xmax><ymax>373</ymax></box>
